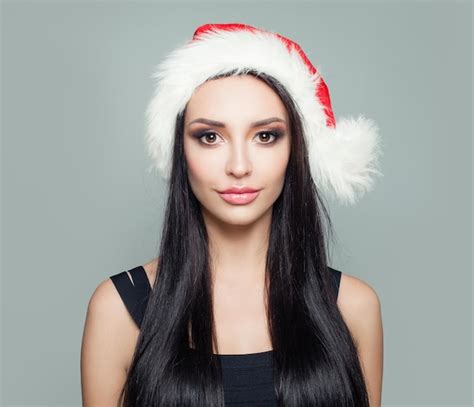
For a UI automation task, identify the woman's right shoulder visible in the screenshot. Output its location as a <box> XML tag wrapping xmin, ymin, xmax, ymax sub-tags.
<box><xmin>81</xmin><ymin>259</ymin><xmax>159</xmax><ymax>368</ymax></box>
<box><xmin>82</xmin><ymin>264</ymin><xmax>150</xmax><ymax>363</ymax></box>
<box><xmin>87</xmin><ymin>258</ymin><xmax>159</xmax><ymax>325</ymax></box>
<box><xmin>81</xmin><ymin>258</ymin><xmax>160</xmax><ymax>403</ymax></box>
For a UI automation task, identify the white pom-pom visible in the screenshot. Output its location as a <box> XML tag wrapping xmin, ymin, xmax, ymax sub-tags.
<box><xmin>308</xmin><ymin>114</ymin><xmax>383</xmax><ymax>205</ymax></box>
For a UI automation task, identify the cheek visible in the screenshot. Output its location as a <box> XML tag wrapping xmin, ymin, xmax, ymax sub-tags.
<box><xmin>186</xmin><ymin>155</ymin><xmax>206</xmax><ymax>179</ymax></box>
<box><xmin>265</xmin><ymin>147</ymin><xmax>291</xmax><ymax>201</ymax></box>
<box><xmin>268</xmin><ymin>162</ymin><xmax>288</xmax><ymax>195</ymax></box>
<box><xmin>184</xmin><ymin>142</ymin><xmax>221</xmax><ymax>194</ymax></box>
<box><xmin>260</xmin><ymin>144</ymin><xmax>290</xmax><ymax>183</ymax></box>
<box><xmin>185</xmin><ymin>141</ymin><xmax>208</xmax><ymax>180</ymax></box>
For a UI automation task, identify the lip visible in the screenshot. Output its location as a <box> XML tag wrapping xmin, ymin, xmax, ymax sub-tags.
<box><xmin>217</xmin><ymin>190</ymin><xmax>261</xmax><ymax>205</ymax></box>
<box><xmin>219</xmin><ymin>186</ymin><xmax>260</xmax><ymax>194</ymax></box>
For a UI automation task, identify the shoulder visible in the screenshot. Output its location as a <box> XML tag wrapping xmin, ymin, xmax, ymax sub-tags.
<box><xmin>82</xmin><ymin>274</ymin><xmax>141</xmax><ymax>369</ymax></box>
<box><xmin>337</xmin><ymin>272</ymin><xmax>382</xmax><ymax>345</ymax></box>
<box><xmin>85</xmin><ymin>276</ymin><xmax>135</xmax><ymax>332</ymax></box>
<box><xmin>81</xmin><ymin>258</ymin><xmax>159</xmax><ymax>370</ymax></box>
<box><xmin>338</xmin><ymin>272</ymin><xmax>380</xmax><ymax>309</ymax></box>
<box><xmin>337</xmin><ymin>272</ymin><xmax>384</xmax><ymax>405</ymax></box>
<box><xmin>103</xmin><ymin>257</ymin><xmax>159</xmax><ymax>327</ymax></box>
<box><xmin>81</xmin><ymin>276</ymin><xmax>140</xmax><ymax>402</ymax></box>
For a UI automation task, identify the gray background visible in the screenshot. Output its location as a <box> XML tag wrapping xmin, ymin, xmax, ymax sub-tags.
<box><xmin>1</xmin><ymin>1</ymin><xmax>472</xmax><ymax>406</ymax></box>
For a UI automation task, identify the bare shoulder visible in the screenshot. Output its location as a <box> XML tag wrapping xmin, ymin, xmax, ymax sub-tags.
<box><xmin>338</xmin><ymin>272</ymin><xmax>384</xmax><ymax>405</ymax></box>
<box><xmin>83</xmin><ymin>256</ymin><xmax>160</xmax><ymax>351</ymax></box>
<box><xmin>80</xmin><ymin>276</ymin><xmax>140</xmax><ymax>404</ymax></box>
<box><xmin>81</xmin><ymin>258</ymin><xmax>161</xmax><ymax>404</ymax></box>
<box><xmin>82</xmin><ymin>276</ymin><xmax>140</xmax><ymax>361</ymax></box>
<box><xmin>337</xmin><ymin>272</ymin><xmax>382</xmax><ymax>344</ymax></box>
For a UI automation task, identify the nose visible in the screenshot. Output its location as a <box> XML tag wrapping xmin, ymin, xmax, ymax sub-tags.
<box><xmin>224</xmin><ymin>141</ymin><xmax>252</xmax><ymax>178</ymax></box>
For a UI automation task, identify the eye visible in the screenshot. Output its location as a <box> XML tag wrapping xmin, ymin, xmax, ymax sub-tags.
<box><xmin>195</xmin><ymin>132</ymin><xmax>222</xmax><ymax>145</ymax></box>
<box><xmin>194</xmin><ymin>130</ymin><xmax>284</xmax><ymax>146</ymax></box>
<box><xmin>256</xmin><ymin>131</ymin><xmax>283</xmax><ymax>144</ymax></box>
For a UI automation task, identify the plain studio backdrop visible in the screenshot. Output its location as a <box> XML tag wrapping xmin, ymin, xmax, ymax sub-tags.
<box><xmin>1</xmin><ymin>1</ymin><xmax>472</xmax><ymax>406</ymax></box>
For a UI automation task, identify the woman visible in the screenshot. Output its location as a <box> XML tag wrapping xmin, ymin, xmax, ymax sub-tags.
<box><xmin>81</xmin><ymin>23</ymin><xmax>384</xmax><ymax>406</ymax></box>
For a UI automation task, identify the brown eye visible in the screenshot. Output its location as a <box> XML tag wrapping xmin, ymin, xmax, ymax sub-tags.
<box><xmin>257</xmin><ymin>132</ymin><xmax>273</xmax><ymax>143</ymax></box>
<box><xmin>193</xmin><ymin>130</ymin><xmax>283</xmax><ymax>146</ymax></box>
<box><xmin>196</xmin><ymin>132</ymin><xmax>221</xmax><ymax>145</ymax></box>
<box><xmin>256</xmin><ymin>131</ymin><xmax>283</xmax><ymax>144</ymax></box>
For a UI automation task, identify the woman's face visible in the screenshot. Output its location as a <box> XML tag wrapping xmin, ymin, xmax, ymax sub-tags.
<box><xmin>183</xmin><ymin>75</ymin><xmax>291</xmax><ymax>226</ymax></box>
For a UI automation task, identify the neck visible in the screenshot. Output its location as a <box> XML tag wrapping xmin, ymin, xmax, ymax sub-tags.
<box><xmin>202</xmin><ymin>206</ymin><xmax>272</xmax><ymax>288</ymax></box>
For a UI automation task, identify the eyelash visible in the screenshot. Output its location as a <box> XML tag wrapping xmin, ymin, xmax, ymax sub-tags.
<box><xmin>193</xmin><ymin>130</ymin><xmax>284</xmax><ymax>146</ymax></box>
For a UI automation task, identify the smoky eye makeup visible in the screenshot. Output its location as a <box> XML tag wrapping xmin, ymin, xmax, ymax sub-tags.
<box><xmin>189</xmin><ymin>127</ymin><xmax>287</xmax><ymax>145</ymax></box>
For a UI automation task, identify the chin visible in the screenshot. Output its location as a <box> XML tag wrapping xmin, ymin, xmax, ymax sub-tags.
<box><xmin>202</xmin><ymin>204</ymin><xmax>265</xmax><ymax>226</ymax></box>
<box><xmin>222</xmin><ymin>203</ymin><xmax>274</xmax><ymax>224</ymax></box>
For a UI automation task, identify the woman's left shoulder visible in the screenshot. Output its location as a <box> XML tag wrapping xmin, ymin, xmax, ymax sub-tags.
<box><xmin>337</xmin><ymin>272</ymin><xmax>382</xmax><ymax>341</ymax></box>
<box><xmin>338</xmin><ymin>272</ymin><xmax>384</xmax><ymax>406</ymax></box>
<box><xmin>338</xmin><ymin>272</ymin><xmax>380</xmax><ymax>308</ymax></box>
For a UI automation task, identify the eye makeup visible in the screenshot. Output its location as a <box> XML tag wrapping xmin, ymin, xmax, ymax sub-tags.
<box><xmin>190</xmin><ymin>128</ymin><xmax>286</xmax><ymax>146</ymax></box>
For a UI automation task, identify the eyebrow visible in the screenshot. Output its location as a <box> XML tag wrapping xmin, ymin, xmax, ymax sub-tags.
<box><xmin>188</xmin><ymin>117</ymin><xmax>287</xmax><ymax>128</ymax></box>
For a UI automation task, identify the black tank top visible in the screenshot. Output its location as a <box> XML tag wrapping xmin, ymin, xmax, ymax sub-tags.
<box><xmin>110</xmin><ymin>265</ymin><xmax>342</xmax><ymax>406</ymax></box>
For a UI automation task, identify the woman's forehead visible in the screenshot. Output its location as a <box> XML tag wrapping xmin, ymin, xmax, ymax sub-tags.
<box><xmin>184</xmin><ymin>76</ymin><xmax>288</xmax><ymax>126</ymax></box>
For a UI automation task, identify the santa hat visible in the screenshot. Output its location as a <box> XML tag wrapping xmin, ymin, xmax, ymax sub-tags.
<box><xmin>145</xmin><ymin>23</ymin><xmax>383</xmax><ymax>205</ymax></box>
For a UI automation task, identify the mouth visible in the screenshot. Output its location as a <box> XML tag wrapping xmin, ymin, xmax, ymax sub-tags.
<box><xmin>217</xmin><ymin>190</ymin><xmax>261</xmax><ymax>205</ymax></box>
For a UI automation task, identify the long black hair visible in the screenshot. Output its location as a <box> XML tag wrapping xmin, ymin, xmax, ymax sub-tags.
<box><xmin>119</xmin><ymin>70</ymin><xmax>369</xmax><ymax>406</ymax></box>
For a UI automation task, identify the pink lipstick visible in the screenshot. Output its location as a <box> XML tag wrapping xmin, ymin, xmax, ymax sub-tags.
<box><xmin>217</xmin><ymin>186</ymin><xmax>261</xmax><ymax>205</ymax></box>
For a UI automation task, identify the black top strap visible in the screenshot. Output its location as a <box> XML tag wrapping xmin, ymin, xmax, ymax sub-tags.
<box><xmin>328</xmin><ymin>266</ymin><xmax>342</xmax><ymax>301</ymax></box>
<box><xmin>110</xmin><ymin>266</ymin><xmax>151</xmax><ymax>328</ymax></box>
